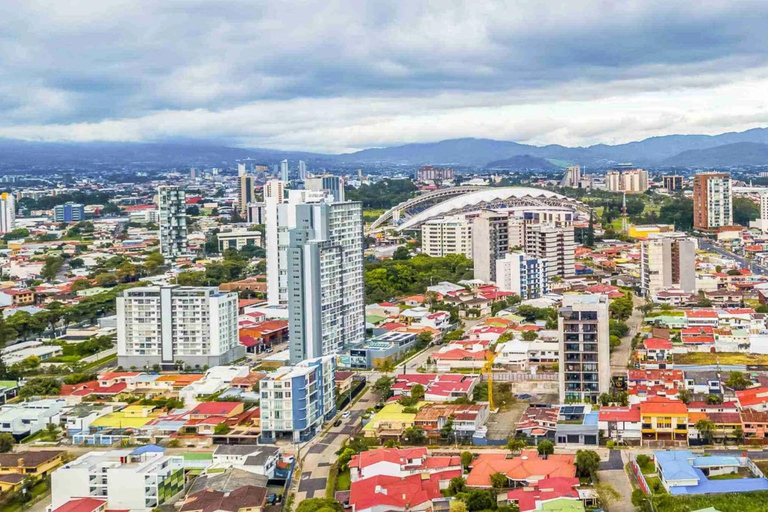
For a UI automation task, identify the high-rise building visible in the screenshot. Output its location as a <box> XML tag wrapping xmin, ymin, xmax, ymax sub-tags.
<box><xmin>189</xmin><ymin>168</ymin><xmax>198</xmax><ymax>179</ymax></box>
<box><xmin>524</xmin><ymin>223</ymin><xmax>575</xmax><ymax>279</ymax></box>
<box><xmin>298</xmin><ymin>160</ymin><xmax>307</xmax><ymax>181</ymax></box>
<box><xmin>237</xmin><ymin>174</ymin><xmax>256</xmax><ymax>214</ymax></box>
<box><xmin>641</xmin><ymin>233</ymin><xmax>697</xmax><ymax>297</ymax></box>
<box><xmin>259</xmin><ymin>355</ymin><xmax>336</xmax><ymax>443</ymax></box>
<box><xmin>472</xmin><ymin>211</ymin><xmax>510</xmax><ymax>283</ymax></box>
<box><xmin>558</xmin><ymin>294</ymin><xmax>610</xmax><ymax>403</ymax></box>
<box><xmin>560</xmin><ymin>165</ymin><xmax>582</xmax><ymax>188</ymax></box>
<box><xmin>158</xmin><ymin>186</ymin><xmax>187</xmax><ymax>259</ymax></box>
<box><xmin>280</xmin><ymin>159</ymin><xmax>289</xmax><ymax>182</ymax></box>
<box><xmin>247</xmin><ymin>202</ymin><xmax>265</xmax><ymax>225</ymax></box>
<box><xmin>237</xmin><ymin>162</ymin><xmax>247</xmax><ymax>176</ymax></box>
<box><xmin>53</xmin><ymin>202</ymin><xmax>85</xmax><ymax>222</ymax></box>
<box><xmin>421</xmin><ymin>217</ymin><xmax>473</xmax><ymax>258</ymax></box>
<box><xmin>750</xmin><ymin>194</ymin><xmax>768</xmax><ymax>232</ymax></box>
<box><xmin>417</xmin><ymin>166</ymin><xmax>455</xmax><ymax>182</ymax></box>
<box><xmin>663</xmin><ymin>175</ymin><xmax>684</xmax><ymax>192</ymax></box>
<box><xmin>0</xmin><ymin>193</ymin><xmax>15</xmax><ymax>233</ymax></box>
<box><xmin>606</xmin><ymin>168</ymin><xmax>649</xmax><ymax>193</ymax></box>
<box><xmin>116</xmin><ymin>285</ymin><xmax>240</xmax><ymax>369</ymax></box>
<box><xmin>693</xmin><ymin>172</ymin><xmax>732</xmax><ymax>231</ymax></box>
<box><xmin>304</xmin><ymin>174</ymin><xmax>345</xmax><ymax>202</ymax></box>
<box><xmin>496</xmin><ymin>252</ymin><xmax>549</xmax><ymax>299</ymax></box>
<box><xmin>287</xmin><ymin>200</ymin><xmax>365</xmax><ymax>364</ymax></box>
<box><xmin>264</xmin><ymin>179</ymin><xmax>285</xmax><ymax>203</ymax></box>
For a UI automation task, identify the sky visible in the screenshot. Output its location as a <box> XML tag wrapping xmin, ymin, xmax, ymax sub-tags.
<box><xmin>2</xmin><ymin>0</ymin><xmax>768</xmax><ymax>153</ymax></box>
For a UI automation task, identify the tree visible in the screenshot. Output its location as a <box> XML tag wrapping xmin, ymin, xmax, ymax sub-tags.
<box><xmin>213</xmin><ymin>423</ymin><xmax>231</xmax><ymax>435</ymax></box>
<box><xmin>379</xmin><ymin>359</ymin><xmax>396</xmax><ymax>373</ymax></box>
<box><xmin>460</xmin><ymin>451</ymin><xmax>473</xmax><ymax>472</ymax></box>
<box><xmin>295</xmin><ymin>498</ymin><xmax>343</xmax><ymax>512</ymax></box>
<box><xmin>70</xmin><ymin>278</ymin><xmax>92</xmax><ymax>292</ymax></box>
<box><xmin>392</xmin><ymin>246</ymin><xmax>410</xmax><ymax>260</ymax></box>
<box><xmin>575</xmin><ymin>450</ymin><xmax>601</xmax><ymax>480</ymax></box>
<box><xmin>706</xmin><ymin>394</ymin><xmax>723</xmax><ymax>405</ymax></box>
<box><xmin>101</xmin><ymin>203</ymin><xmax>121</xmax><ymax>216</ymax></box>
<box><xmin>599</xmin><ymin>393</ymin><xmax>611</xmax><ymax>407</ymax></box>
<box><xmin>0</xmin><ymin>433</ymin><xmax>13</xmax><ymax>453</ymax></box>
<box><xmin>726</xmin><ymin>371</ymin><xmax>751</xmax><ymax>391</ymax></box>
<box><xmin>734</xmin><ymin>196</ymin><xmax>760</xmax><ymax>226</ymax></box>
<box><xmin>537</xmin><ymin>440</ymin><xmax>555</xmax><ymax>458</ymax></box>
<box><xmin>585</xmin><ymin>210</ymin><xmax>595</xmax><ymax>247</ymax></box>
<box><xmin>373</xmin><ymin>376</ymin><xmax>393</xmax><ymax>400</ymax></box>
<box><xmin>490</xmin><ymin>472</ymin><xmax>508</xmax><ymax>489</ymax></box>
<box><xmin>458</xmin><ymin>489</ymin><xmax>496</xmax><ymax>512</ymax></box>
<box><xmin>595</xmin><ymin>483</ymin><xmax>622</xmax><ymax>509</ymax></box>
<box><xmin>404</xmin><ymin>426</ymin><xmax>426</xmax><ymax>445</ymax></box>
<box><xmin>507</xmin><ymin>438</ymin><xmax>526</xmax><ymax>455</ymax></box>
<box><xmin>609</xmin><ymin>293</ymin><xmax>634</xmax><ymax>321</ymax></box>
<box><xmin>95</xmin><ymin>273</ymin><xmax>118</xmax><ymax>287</ymax></box>
<box><xmin>446</xmin><ymin>476</ymin><xmax>467</xmax><ymax>496</ymax></box>
<box><xmin>41</xmin><ymin>256</ymin><xmax>64</xmax><ymax>282</ymax></box>
<box><xmin>695</xmin><ymin>419</ymin><xmax>715</xmax><ymax>444</ymax></box>
<box><xmin>409</xmin><ymin>383</ymin><xmax>426</xmax><ymax>401</ymax></box>
<box><xmin>521</xmin><ymin>330</ymin><xmax>538</xmax><ymax>342</ymax></box>
<box><xmin>449</xmin><ymin>500</ymin><xmax>467</xmax><ymax>512</ymax></box>
<box><xmin>734</xmin><ymin>426</ymin><xmax>744</xmax><ymax>443</ymax></box>
<box><xmin>677</xmin><ymin>388</ymin><xmax>691</xmax><ymax>405</ymax></box>
<box><xmin>417</xmin><ymin>331</ymin><xmax>433</xmax><ymax>347</ymax></box>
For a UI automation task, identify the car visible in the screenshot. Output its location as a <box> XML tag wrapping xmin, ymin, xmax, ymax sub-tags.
<box><xmin>265</xmin><ymin>347</ymin><xmax>273</xmax><ymax>353</ymax></box>
<box><xmin>333</xmin><ymin>419</ymin><xmax>342</xmax><ymax>427</ymax></box>
<box><xmin>342</xmin><ymin>411</ymin><xmax>351</xmax><ymax>419</ymax></box>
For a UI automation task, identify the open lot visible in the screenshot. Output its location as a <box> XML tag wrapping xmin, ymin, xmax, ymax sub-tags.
<box><xmin>674</xmin><ymin>352</ymin><xmax>768</xmax><ymax>365</ymax></box>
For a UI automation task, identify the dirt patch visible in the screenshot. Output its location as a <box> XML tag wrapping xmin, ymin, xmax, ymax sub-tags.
<box><xmin>485</xmin><ymin>402</ymin><xmax>527</xmax><ymax>441</ymax></box>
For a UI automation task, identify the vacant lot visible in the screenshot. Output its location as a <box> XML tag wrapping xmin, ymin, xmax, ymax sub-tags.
<box><xmin>674</xmin><ymin>352</ymin><xmax>768</xmax><ymax>365</ymax></box>
<box><xmin>485</xmin><ymin>402</ymin><xmax>527</xmax><ymax>441</ymax></box>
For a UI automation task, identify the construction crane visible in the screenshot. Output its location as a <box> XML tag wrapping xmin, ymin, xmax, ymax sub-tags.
<box><xmin>481</xmin><ymin>349</ymin><xmax>497</xmax><ymax>410</ymax></box>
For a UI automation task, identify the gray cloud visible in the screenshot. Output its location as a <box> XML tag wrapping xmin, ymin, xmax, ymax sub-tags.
<box><xmin>2</xmin><ymin>0</ymin><xmax>768</xmax><ymax>150</ymax></box>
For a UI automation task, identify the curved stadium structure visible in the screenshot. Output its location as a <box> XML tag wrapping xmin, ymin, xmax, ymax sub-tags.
<box><xmin>374</xmin><ymin>186</ymin><xmax>589</xmax><ymax>231</ymax></box>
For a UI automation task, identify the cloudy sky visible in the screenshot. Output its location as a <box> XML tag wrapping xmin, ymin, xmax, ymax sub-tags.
<box><xmin>2</xmin><ymin>0</ymin><xmax>768</xmax><ymax>153</ymax></box>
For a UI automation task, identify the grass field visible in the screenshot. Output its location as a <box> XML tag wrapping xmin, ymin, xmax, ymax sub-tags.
<box><xmin>674</xmin><ymin>352</ymin><xmax>768</xmax><ymax>365</ymax></box>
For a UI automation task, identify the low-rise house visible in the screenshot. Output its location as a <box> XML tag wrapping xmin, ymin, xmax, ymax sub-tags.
<box><xmin>62</xmin><ymin>404</ymin><xmax>115</xmax><ymax>435</ymax></box>
<box><xmin>598</xmin><ymin>406</ymin><xmax>641</xmax><ymax>444</ymax></box>
<box><xmin>640</xmin><ymin>398</ymin><xmax>688</xmax><ymax>444</ymax></box>
<box><xmin>349</xmin><ymin>472</ymin><xmax>457</xmax><ymax>512</ymax></box>
<box><xmin>736</xmin><ymin>386</ymin><xmax>768</xmax><ymax>412</ymax></box>
<box><xmin>413</xmin><ymin>403</ymin><xmax>489</xmax><ymax>440</ymax></box>
<box><xmin>516</xmin><ymin>406</ymin><xmax>559</xmax><ymax>441</ymax></box>
<box><xmin>741</xmin><ymin>409</ymin><xmax>768</xmax><ymax>441</ymax></box>
<box><xmin>51</xmin><ymin>448</ymin><xmax>184</xmax><ymax>512</ymax></box>
<box><xmin>0</xmin><ymin>450</ymin><xmax>64</xmax><ymax>478</ymax></box>
<box><xmin>349</xmin><ymin>447</ymin><xmax>457</xmax><ymax>482</ymax></box>
<box><xmin>211</xmin><ymin>445</ymin><xmax>280</xmax><ymax>479</ymax></box>
<box><xmin>684</xmin><ymin>372</ymin><xmax>723</xmax><ymax>396</ymax></box>
<box><xmin>466</xmin><ymin>450</ymin><xmax>576</xmax><ymax>488</ymax></box>
<box><xmin>506</xmin><ymin>477</ymin><xmax>582</xmax><ymax>512</ymax></box>
<box><xmin>179</xmin><ymin>486</ymin><xmax>267</xmax><ymax>512</ymax></box>
<box><xmin>0</xmin><ymin>398</ymin><xmax>67</xmax><ymax>439</ymax></box>
<box><xmin>391</xmin><ymin>374</ymin><xmax>478</xmax><ymax>402</ymax></box>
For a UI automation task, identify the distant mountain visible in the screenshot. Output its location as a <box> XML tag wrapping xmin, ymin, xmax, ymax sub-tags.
<box><xmin>485</xmin><ymin>154</ymin><xmax>560</xmax><ymax>170</ymax></box>
<box><xmin>0</xmin><ymin>139</ymin><xmax>329</xmax><ymax>168</ymax></box>
<box><xmin>662</xmin><ymin>142</ymin><xmax>768</xmax><ymax>167</ymax></box>
<box><xmin>4</xmin><ymin>126</ymin><xmax>768</xmax><ymax>169</ymax></box>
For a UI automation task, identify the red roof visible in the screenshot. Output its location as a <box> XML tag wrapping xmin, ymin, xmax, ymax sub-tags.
<box><xmin>598</xmin><ymin>406</ymin><xmax>641</xmax><ymax>423</ymax></box>
<box><xmin>433</xmin><ymin>348</ymin><xmax>486</xmax><ymax>360</ymax></box>
<box><xmin>685</xmin><ymin>309</ymin><xmax>718</xmax><ymax>318</ymax></box>
<box><xmin>467</xmin><ymin>451</ymin><xmax>575</xmax><ymax>487</ymax></box>
<box><xmin>52</xmin><ymin>498</ymin><xmax>106</xmax><ymax>512</ymax></box>
<box><xmin>640</xmin><ymin>398</ymin><xmax>687</xmax><ymax>415</ymax></box>
<box><xmin>736</xmin><ymin>387</ymin><xmax>768</xmax><ymax>407</ymax></box>
<box><xmin>350</xmin><ymin>472</ymin><xmax>456</xmax><ymax>512</ymax></box>
<box><xmin>351</xmin><ymin>447</ymin><xmax>427</xmax><ymax>469</ymax></box>
<box><xmin>188</xmin><ymin>402</ymin><xmax>241</xmax><ymax>417</ymax></box>
<box><xmin>643</xmin><ymin>338</ymin><xmax>673</xmax><ymax>350</ymax></box>
<box><xmin>507</xmin><ymin>477</ymin><xmax>580</xmax><ymax>512</ymax></box>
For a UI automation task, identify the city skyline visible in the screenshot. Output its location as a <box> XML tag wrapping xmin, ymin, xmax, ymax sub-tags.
<box><xmin>1</xmin><ymin>2</ymin><xmax>768</xmax><ymax>152</ymax></box>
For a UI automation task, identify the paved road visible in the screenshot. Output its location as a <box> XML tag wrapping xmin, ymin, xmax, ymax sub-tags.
<box><xmin>611</xmin><ymin>294</ymin><xmax>644</xmax><ymax>375</ymax></box>
<box><xmin>698</xmin><ymin>238</ymin><xmax>768</xmax><ymax>275</ymax></box>
<box><xmin>599</xmin><ymin>450</ymin><xmax>624</xmax><ymax>471</ymax></box>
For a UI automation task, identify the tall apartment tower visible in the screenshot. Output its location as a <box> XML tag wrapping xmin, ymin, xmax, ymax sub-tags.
<box><xmin>496</xmin><ymin>252</ymin><xmax>549</xmax><ymax>299</ymax></box>
<box><xmin>560</xmin><ymin>165</ymin><xmax>581</xmax><ymax>188</ymax></box>
<box><xmin>0</xmin><ymin>193</ymin><xmax>16</xmax><ymax>233</ymax></box>
<box><xmin>421</xmin><ymin>217</ymin><xmax>473</xmax><ymax>258</ymax></box>
<box><xmin>558</xmin><ymin>294</ymin><xmax>610</xmax><ymax>403</ymax></box>
<box><xmin>606</xmin><ymin>168</ymin><xmax>648</xmax><ymax>193</ymax></box>
<box><xmin>524</xmin><ymin>223</ymin><xmax>575</xmax><ymax>278</ymax></box>
<box><xmin>116</xmin><ymin>285</ymin><xmax>241</xmax><ymax>369</ymax></box>
<box><xmin>298</xmin><ymin>160</ymin><xmax>307</xmax><ymax>181</ymax></box>
<box><xmin>238</xmin><ymin>162</ymin><xmax>247</xmax><ymax>176</ymax></box>
<box><xmin>158</xmin><ymin>186</ymin><xmax>187</xmax><ymax>259</ymax></box>
<box><xmin>287</xmin><ymin>200</ymin><xmax>365</xmax><ymax>364</ymax></box>
<box><xmin>264</xmin><ymin>179</ymin><xmax>285</xmax><ymax>203</ymax></box>
<box><xmin>663</xmin><ymin>175</ymin><xmax>684</xmax><ymax>192</ymax></box>
<box><xmin>693</xmin><ymin>172</ymin><xmax>732</xmax><ymax>231</ymax></box>
<box><xmin>280</xmin><ymin>159</ymin><xmax>289</xmax><ymax>182</ymax></box>
<box><xmin>750</xmin><ymin>193</ymin><xmax>768</xmax><ymax>232</ymax></box>
<box><xmin>641</xmin><ymin>234</ymin><xmax>697</xmax><ymax>297</ymax></box>
<box><xmin>472</xmin><ymin>211</ymin><xmax>510</xmax><ymax>283</ymax></box>
<box><xmin>238</xmin><ymin>174</ymin><xmax>256</xmax><ymax>214</ymax></box>
<box><xmin>189</xmin><ymin>168</ymin><xmax>198</xmax><ymax>180</ymax></box>
<box><xmin>304</xmin><ymin>174</ymin><xmax>345</xmax><ymax>202</ymax></box>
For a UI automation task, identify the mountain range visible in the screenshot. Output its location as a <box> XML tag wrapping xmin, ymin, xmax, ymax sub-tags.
<box><xmin>3</xmin><ymin>126</ymin><xmax>768</xmax><ymax>169</ymax></box>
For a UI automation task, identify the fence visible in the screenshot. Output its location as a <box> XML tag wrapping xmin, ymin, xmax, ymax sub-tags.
<box><xmin>482</xmin><ymin>372</ymin><xmax>558</xmax><ymax>382</ymax></box>
<box><xmin>630</xmin><ymin>455</ymin><xmax>651</xmax><ymax>495</ymax></box>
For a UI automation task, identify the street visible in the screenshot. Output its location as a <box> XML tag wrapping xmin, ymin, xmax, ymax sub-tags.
<box><xmin>611</xmin><ymin>293</ymin><xmax>644</xmax><ymax>375</ymax></box>
<box><xmin>697</xmin><ymin>238</ymin><xmax>767</xmax><ymax>275</ymax></box>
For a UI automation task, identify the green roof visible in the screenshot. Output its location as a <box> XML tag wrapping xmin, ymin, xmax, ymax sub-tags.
<box><xmin>366</xmin><ymin>315</ymin><xmax>387</xmax><ymax>325</ymax></box>
<box><xmin>539</xmin><ymin>498</ymin><xmax>585</xmax><ymax>512</ymax></box>
<box><xmin>0</xmin><ymin>381</ymin><xmax>18</xmax><ymax>390</ymax></box>
<box><xmin>183</xmin><ymin>453</ymin><xmax>213</xmax><ymax>460</ymax></box>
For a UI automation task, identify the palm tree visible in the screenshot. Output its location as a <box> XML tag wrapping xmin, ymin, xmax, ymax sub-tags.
<box><xmin>695</xmin><ymin>419</ymin><xmax>715</xmax><ymax>445</ymax></box>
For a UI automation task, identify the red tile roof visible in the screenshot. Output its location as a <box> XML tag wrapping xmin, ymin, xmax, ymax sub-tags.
<box><xmin>349</xmin><ymin>472</ymin><xmax>453</xmax><ymax>512</ymax></box>
<box><xmin>736</xmin><ymin>387</ymin><xmax>768</xmax><ymax>407</ymax></box>
<box><xmin>188</xmin><ymin>402</ymin><xmax>241</xmax><ymax>417</ymax></box>
<box><xmin>466</xmin><ymin>451</ymin><xmax>575</xmax><ymax>487</ymax></box>
<box><xmin>640</xmin><ymin>398</ymin><xmax>687</xmax><ymax>415</ymax></box>
<box><xmin>52</xmin><ymin>499</ymin><xmax>106</xmax><ymax>512</ymax></box>
<box><xmin>507</xmin><ymin>477</ymin><xmax>580</xmax><ymax>512</ymax></box>
<box><xmin>685</xmin><ymin>309</ymin><xmax>718</xmax><ymax>318</ymax></box>
<box><xmin>643</xmin><ymin>338</ymin><xmax>673</xmax><ymax>350</ymax></box>
<box><xmin>598</xmin><ymin>406</ymin><xmax>641</xmax><ymax>423</ymax></box>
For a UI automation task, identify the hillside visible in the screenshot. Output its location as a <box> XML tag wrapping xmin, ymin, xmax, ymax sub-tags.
<box><xmin>484</xmin><ymin>154</ymin><xmax>560</xmax><ymax>170</ymax></box>
<box><xmin>662</xmin><ymin>142</ymin><xmax>768</xmax><ymax>167</ymax></box>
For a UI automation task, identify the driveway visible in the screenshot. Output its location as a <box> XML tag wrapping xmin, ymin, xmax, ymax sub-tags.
<box><xmin>596</xmin><ymin>467</ymin><xmax>634</xmax><ymax>512</ymax></box>
<box><xmin>600</xmin><ymin>450</ymin><xmax>624</xmax><ymax>470</ymax></box>
<box><xmin>610</xmin><ymin>293</ymin><xmax>643</xmax><ymax>375</ymax></box>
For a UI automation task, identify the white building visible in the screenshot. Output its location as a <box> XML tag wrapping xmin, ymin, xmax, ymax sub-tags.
<box><xmin>0</xmin><ymin>193</ymin><xmax>15</xmax><ymax>233</ymax></box>
<box><xmin>298</xmin><ymin>160</ymin><xmax>307</xmax><ymax>181</ymax></box>
<box><xmin>496</xmin><ymin>252</ymin><xmax>549</xmax><ymax>299</ymax></box>
<box><xmin>280</xmin><ymin>159</ymin><xmax>289</xmax><ymax>181</ymax></box>
<box><xmin>116</xmin><ymin>286</ymin><xmax>241</xmax><ymax>370</ymax></box>
<box><xmin>259</xmin><ymin>355</ymin><xmax>336</xmax><ymax>443</ymax></box>
<box><xmin>640</xmin><ymin>233</ymin><xmax>697</xmax><ymax>297</ymax></box>
<box><xmin>605</xmin><ymin>168</ymin><xmax>649</xmax><ymax>193</ymax></box>
<box><xmin>751</xmin><ymin>193</ymin><xmax>768</xmax><ymax>232</ymax></box>
<box><xmin>217</xmin><ymin>229</ymin><xmax>263</xmax><ymax>251</ymax></box>
<box><xmin>0</xmin><ymin>398</ymin><xmax>67</xmax><ymax>438</ymax></box>
<box><xmin>693</xmin><ymin>172</ymin><xmax>733</xmax><ymax>231</ymax></box>
<box><xmin>560</xmin><ymin>165</ymin><xmax>581</xmax><ymax>188</ymax></box>
<box><xmin>472</xmin><ymin>210</ymin><xmax>509</xmax><ymax>283</ymax></box>
<box><xmin>304</xmin><ymin>174</ymin><xmax>345</xmax><ymax>202</ymax></box>
<box><xmin>524</xmin><ymin>223</ymin><xmax>575</xmax><ymax>278</ymax></box>
<box><xmin>558</xmin><ymin>294</ymin><xmax>610</xmax><ymax>403</ymax></box>
<box><xmin>263</xmin><ymin>180</ymin><xmax>285</xmax><ymax>203</ymax></box>
<box><xmin>158</xmin><ymin>186</ymin><xmax>187</xmax><ymax>259</ymax></box>
<box><xmin>287</xmin><ymin>200</ymin><xmax>365</xmax><ymax>363</ymax></box>
<box><xmin>51</xmin><ymin>449</ymin><xmax>184</xmax><ymax>512</ymax></box>
<box><xmin>421</xmin><ymin>217</ymin><xmax>472</xmax><ymax>259</ymax></box>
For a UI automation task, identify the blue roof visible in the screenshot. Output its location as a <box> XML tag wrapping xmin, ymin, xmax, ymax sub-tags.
<box><xmin>584</xmin><ymin>412</ymin><xmax>599</xmax><ymax>425</ymax></box>
<box><xmin>669</xmin><ymin>467</ymin><xmax>768</xmax><ymax>495</ymax></box>
<box><xmin>692</xmin><ymin>456</ymin><xmax>740</xmax><ymax>468</ymax></box>
<box><xmin>655</xmin><ymin>451</ymin><xmax>699</xmax><ymax>482</ymax></box>
<box><xmin>131</xmin><ymin>444</ymin><xmax>165</xmax><ymax>455</ymax></box>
